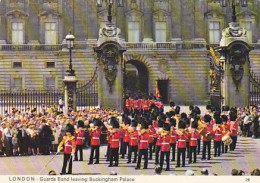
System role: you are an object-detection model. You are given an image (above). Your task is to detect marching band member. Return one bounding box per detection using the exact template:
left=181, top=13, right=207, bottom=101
left=127, top=120, right=138, bottom=164
left=169, top=118, right=177, bottom=161
left=148, top=122, right=156, bottom=160
left=159, top=123, right=171, bottom=171
left=152, top=115, right=159, bottom=152
left=135, top=122, right=149, bottom=169
left=213, top=116, right=222, bottom=157
left=109, top=117, right=120, bottom=167
left=188, top=121, right=200, bottom=164
left=74, top=120, right=85, bottom=161
left=202, top=115, right=214, bottom=160
left=228, top=110, right=239, bottom=151
left=58, top=124, right=76, bottom=175
left=88, top=119, right=102, bottom=165
left=121, top=117, right=131, bottom=159
left=155, top=120, right=163, bottom=165
left=176, top=120, right=189, bottom=167
left=221, top=115, right=229, bottom=153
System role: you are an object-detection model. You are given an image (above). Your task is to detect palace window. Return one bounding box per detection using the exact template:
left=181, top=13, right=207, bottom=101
left=155, top=22, right=167, bottom=42
left=45, top=77, right=56, bottom=90
left=13, top=78, right=23, bottom=90
left=241, top=20, right=252, bottom=43
left=12, top=22, right=24, bottom=44
left=13, top=62, right=22, bottom=68
left=128, top=21, right=140, bottom=42
left=209, top=21, right=221, bottom=44
left=45, top=22, right=57, bottom=44
left=46, top=62, right=55, bottom=68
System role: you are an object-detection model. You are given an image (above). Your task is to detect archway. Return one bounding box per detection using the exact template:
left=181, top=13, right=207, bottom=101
left=125, top=60, right=149, bottom=98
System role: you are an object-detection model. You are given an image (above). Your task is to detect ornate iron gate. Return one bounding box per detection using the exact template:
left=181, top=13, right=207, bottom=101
left=76, top=67, right=99, bottom=110
left=249, top=71, right=260, bottom=106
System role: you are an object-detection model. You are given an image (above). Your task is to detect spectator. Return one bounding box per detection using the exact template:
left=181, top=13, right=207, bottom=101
left=185, top=169, right=195, bottom=176
left=243, top=112, right=252, bottom=137
left=251, top=168, right=260, bottom=176
left=12, top=133, right=18, bottom=156
left=154, top=165, right=162, bottom=175
left=201, top=168, right=209, bottom=175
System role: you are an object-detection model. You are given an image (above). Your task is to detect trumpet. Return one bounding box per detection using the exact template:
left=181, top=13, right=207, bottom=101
left=177, top=129, right=185, bottom=136
left=160, top=129, right=169, bottom=136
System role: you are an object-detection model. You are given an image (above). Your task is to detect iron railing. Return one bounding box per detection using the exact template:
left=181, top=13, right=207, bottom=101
left=249, top=71, right=260, bottom=106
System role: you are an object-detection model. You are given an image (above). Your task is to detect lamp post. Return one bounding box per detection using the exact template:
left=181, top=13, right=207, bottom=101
left=219, top=0, right=248, bottom=22
left=65, top=33, right=75, bottom=76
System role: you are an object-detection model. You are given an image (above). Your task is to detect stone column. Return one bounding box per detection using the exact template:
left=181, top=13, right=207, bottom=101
left=28, top=0, right=40, bottom=44
left=63, top=75, right=77, bottom=115
left=0, top=0, right=6, bottom=43
left=143, top=0, right=153, bottom=42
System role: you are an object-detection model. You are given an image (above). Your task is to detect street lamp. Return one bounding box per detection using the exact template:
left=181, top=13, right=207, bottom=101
left=65, top=33, right=75, bottom=76
left=96, top=0, right=124, bottom=23
left=219, top=0, right=248, bottom=22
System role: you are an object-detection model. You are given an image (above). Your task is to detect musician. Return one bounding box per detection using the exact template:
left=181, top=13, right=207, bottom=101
left=88, top=119, right=102, bottom=165
left=109, top=118, right=120, bottom=167
left=155, top=120, right=163, bottom=165
left=152, top=115, right=159, bottom=152
left=202, top=114, right=214, bottom=160
left=121, top=117, right=131, bottom=159
left=169, top=101, right=175, bottom=112
left=188, top=121, right=200, bottom=164
left=58, top=124, right=76, bottom=175
left=160, top=123, right=171, bottom=171
left=213, top=117, right=222, bottom=157
left=221, top=115, right=229, bottom=153
left=74, top=120, right=85, bottom=161
left=169, top=118, right=177, bottom=161
left=176, top=121, right=189, bottom=168
left=228, top=111, right=239, bottom=151
left=135, top=122, right=149, bottom=169
left=105, top=126, right=112, bottom=161
left=148, top=122, right=156, bottom=160
left=127, top=120, right=138, bottom=164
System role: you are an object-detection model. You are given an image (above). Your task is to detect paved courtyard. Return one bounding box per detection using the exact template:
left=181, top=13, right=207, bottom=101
left=0, top=136, right=259, bottom=176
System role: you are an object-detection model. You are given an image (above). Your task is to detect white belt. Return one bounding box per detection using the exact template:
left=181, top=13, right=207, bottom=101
left=171, top=136, right=176, bottom=138
left=131, top=137, right=137, bottom=139
left=190, top=138, right=197, bottom=140
left=125, top=135, right=129, bottom=137
left=149, top=135, right=153, bottom=137
left=65, top=145, right=72, bottom=147
left=140, top=140, right=148, bottom=143
left=112, top=139, right=119, bottom=142
left=215, top=134, right=222, bottom=136
left=92, top=137, right=100, bottom=140
left=77, top=137, right=85, bottom=139
left=178, top=139, right=186, bottom=142
left=162, top=142, right=170, bottom=145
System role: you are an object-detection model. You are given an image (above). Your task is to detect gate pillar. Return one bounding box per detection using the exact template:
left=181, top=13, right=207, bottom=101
left=64, top=75, right=77, bottom=115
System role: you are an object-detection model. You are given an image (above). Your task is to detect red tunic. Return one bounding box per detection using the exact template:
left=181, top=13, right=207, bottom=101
left=63, top=137, right=76, bottom=154
left=90, top=129, right=101, bottom=146
left=156, top=134, right=162, bottom=146
left=189, top=128, right=200, bottom=146
left=202, top=124, right=214, bottom=141
left=75, top=129, right=85, bottom=145
left=139, top=132, right=149, bottom=149
left=125, top=99, right=131, bottom=110
left=160, top=134, right=171, bottom=152
left=228, top=121, right=238, bottom=137
left=170, top=128, right=177, bottom=144
left=142, top=100, right=150, bottom=111
left=123, top=129, right=130, bottom=142
left=177, top=131, right=188, bottom=148
left=129, top=130, right=139, bottom=146
left=148, top=128, right=156, bottom=144
left=221, top=124, right=230, bottom=137
left=214, top=126, right=223, bottom=141
left=110, top=131, right=120, bottom=148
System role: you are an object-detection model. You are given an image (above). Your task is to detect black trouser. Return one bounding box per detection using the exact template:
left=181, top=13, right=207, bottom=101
left=152, top=138, right=157, bottom=152
left=89, top=145, right=100, bottom=163
left=121, top=142, right=129, bottom=158
left=186, top=142, right=190, bottom=158
left=230, top=136, right=237, bottom=151
left=61, top=154, right=72, bottom=174
left=106, top=144, right=110, bottom=161
left=74, top=145, right=83, bottom=161
left=197, top=139, right=201, bottom=154
left=244, top=123, right=251, bottom=137
left=189, top=146, right=197, bottom=163
left=155, top=145, right=161, bottom=164
left=109, top=148, right=119, bottom=166
left=170, top=143, right=176, bottom=161
left=128, top=145, right=138, bottom=163
left=18, top=137, right=28, bottom=155
left=149, top=143, right=153, bottom=159
left=202, top=140, right=211, bottom=160
left=5, top=137, right=13, bottom=156
left=160, top=151, right=170, bottom=170
left=136, top=149, right=148, bottom=168
left=221, top=141, right=228, bottom=153
left=177, top=148, right=186, bottom=167
left=214, top=141, right=221, bottom=157
left=119, top=138, right=123, bottom=155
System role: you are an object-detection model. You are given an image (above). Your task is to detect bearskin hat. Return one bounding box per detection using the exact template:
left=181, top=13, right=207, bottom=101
left=215, top=116, right=222, bottom=124
left=169, top=118, right=176, bottom=127
left=163, top=123, right=170, bottom=131
left=142, top=121, right=149, bottom=129
left=191, top=121, right=198, bottom=129
left=181, top=112, right=188, bottom=119
left=66, top=124, right=75, bottom=135
left=175, top=106, right=180, bottom=114
left=204, top=114, right=212, bottom=123
left=111, top=117, right=119, bottom=128
left=213, top=111, right=221, bottom=119
left=124, top=117, right=131, bottom=125
left=221, top=115, right=228, bottom=122
left=170, top=101, right=175, bottom=107
left=77, top=120, right=84, bottom=128
left=189, top=105, right=194, bottom=111
left=131, top=119, right=138, bottom=127
left=178, top=120, right=186, bottom=129
left=194, top=106, right=201, bottom=115
left=93, top=118, right=102, bottom=127
left=158, top=119, right=164, bottom=128
left=230, top=107, right=237, bottom=114
left=229, top=112, right=237, bottom=121
left=222, top=105, right=230, bottom=112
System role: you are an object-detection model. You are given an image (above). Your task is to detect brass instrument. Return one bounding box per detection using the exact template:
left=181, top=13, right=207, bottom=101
left=160, top=129, right=169, bottom=136
left=198, top=120, right=214, bottom=140
left=222, top=133, right=232, bottom=146
left=139, top=129, right=149, bottom=135
left=177, top=129, right=185, bottom=136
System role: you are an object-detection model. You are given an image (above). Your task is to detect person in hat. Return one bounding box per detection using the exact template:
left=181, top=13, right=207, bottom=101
left=127, top=119, right=138, bottom=164
left=148, top=121, right=156, bottom=160
left=213, top=116, right=222, bottom=157
left=169, top=118, right=177, bottom=161
left=109, top=117, right=120, bottom=167
left=228, top=111, right=239, bottom=151
left=121, top=117, right=131, bottom=159
left=58, top=124, right=76, bottom=175
left=202, top=114, right=214, bottom=160
left=135, top=121, right=149, bottom=169
left=188, top=121, right=200, bottom=164
left=159, top=123, right=171, bottom=171
left=74, top=120, right=85, bottom=161
left=221, top=115, right=229, bottom=153
left=88, top=119, right=102, bottom=164
left=176, top=120, right=189, bottom=168
left=154, top=119, right=163, bottom=165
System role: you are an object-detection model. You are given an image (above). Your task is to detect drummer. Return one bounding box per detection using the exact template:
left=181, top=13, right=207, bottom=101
left=201, top=115, right=214, bottom=160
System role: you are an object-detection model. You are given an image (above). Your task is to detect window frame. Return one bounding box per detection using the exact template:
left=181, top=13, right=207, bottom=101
left=208, top=21, right=221, bottom=44
left=127, top=21, right=141, bottom=43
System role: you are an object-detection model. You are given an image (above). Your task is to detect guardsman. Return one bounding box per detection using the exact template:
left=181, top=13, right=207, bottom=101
left=121, top=117, right=131, bottom=159
left=74, top=120, right=85, bottom=161
left=228, top=110, right=239, bottom=151
left=221, top=115, right=229, bottom=153
left=135, top=122, right=149, bottom=169
left=169, top=118, right=177, bottom=161
left=148, top=122, right=156, bottom=160
left=202, top=115, right=214, bottom=160
left=58, top=124, right=76, bottom=175
left=213, top=116, right=222, bottom=157
left=88, top=119, right=102, bottom=164
left=109, top=117, right=120, bottom=167
left=155, top=120, right=163, bottom=165
left=188, top=121, right=200, bottom=164
left=160, top=123, right=171, bottom=171
left=142, top=98, right=150, bottom=115
left=176, top=121, right=189, bottom=168
left=127, top=120, right=138, bottom=164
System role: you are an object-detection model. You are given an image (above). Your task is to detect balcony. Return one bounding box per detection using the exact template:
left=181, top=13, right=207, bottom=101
left=0, top=44, right=62, bottom=51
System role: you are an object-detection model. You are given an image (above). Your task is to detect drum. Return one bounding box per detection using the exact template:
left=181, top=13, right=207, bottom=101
left=198, top=127, right=208, bottom=136
left=222, top=134, right=233, bottom=146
